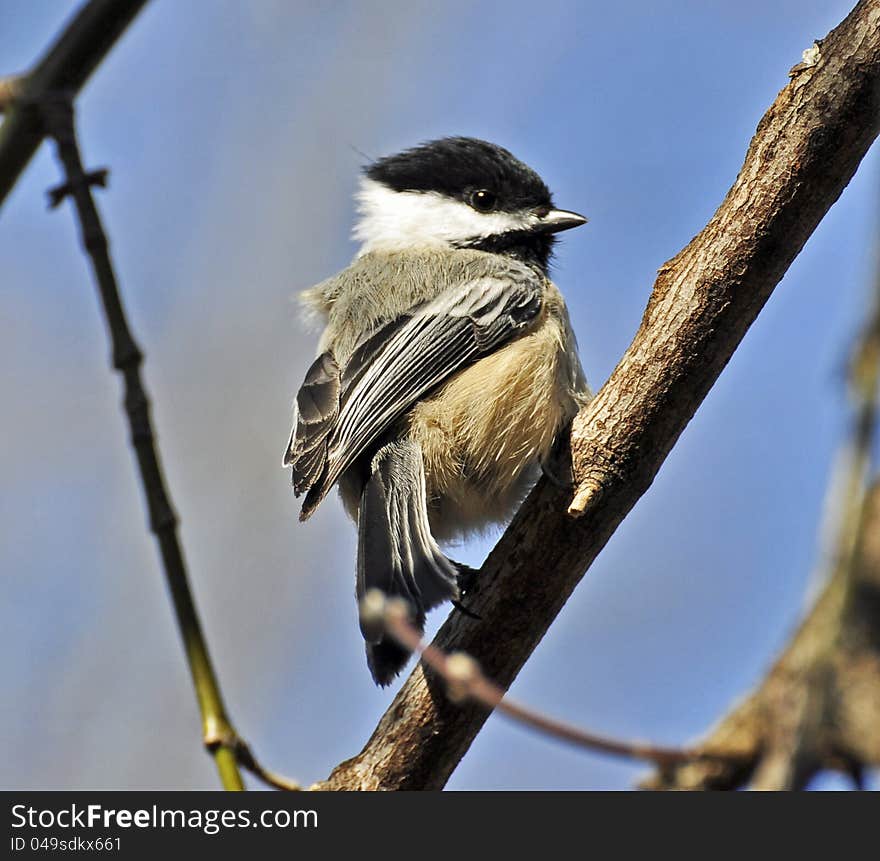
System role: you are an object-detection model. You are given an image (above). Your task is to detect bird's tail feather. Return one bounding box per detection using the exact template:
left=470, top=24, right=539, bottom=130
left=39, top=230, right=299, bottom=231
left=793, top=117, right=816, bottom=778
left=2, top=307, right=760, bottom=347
left=356, top=438, right=459, bottom=686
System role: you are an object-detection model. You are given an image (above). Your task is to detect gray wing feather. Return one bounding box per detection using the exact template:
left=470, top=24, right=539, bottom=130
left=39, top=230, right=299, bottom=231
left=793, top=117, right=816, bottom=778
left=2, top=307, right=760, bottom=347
left=284, top=352, right=341, bottom=495
left=357, top=439, right=459, bottom=686
left=292, top=275, right=542, bottom=520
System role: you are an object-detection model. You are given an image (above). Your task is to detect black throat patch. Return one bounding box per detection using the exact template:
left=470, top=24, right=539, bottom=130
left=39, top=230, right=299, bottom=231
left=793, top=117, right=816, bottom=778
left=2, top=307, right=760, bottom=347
left=454, top=230, right=556, bottom=271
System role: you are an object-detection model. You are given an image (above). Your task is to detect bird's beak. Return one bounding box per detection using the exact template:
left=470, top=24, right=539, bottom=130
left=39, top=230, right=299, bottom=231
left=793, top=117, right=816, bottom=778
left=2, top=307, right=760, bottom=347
left=535, top=208, right=588, bottom=234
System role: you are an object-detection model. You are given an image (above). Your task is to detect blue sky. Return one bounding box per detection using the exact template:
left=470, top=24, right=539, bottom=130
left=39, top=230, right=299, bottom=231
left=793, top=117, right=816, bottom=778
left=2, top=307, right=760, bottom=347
left=1, top=0, right=877, bottom=790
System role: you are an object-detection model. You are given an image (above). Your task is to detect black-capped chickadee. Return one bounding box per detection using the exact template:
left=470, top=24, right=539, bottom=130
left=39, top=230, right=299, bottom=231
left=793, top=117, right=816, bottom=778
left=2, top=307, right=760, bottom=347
left=284, top=137, right=590, bottom=685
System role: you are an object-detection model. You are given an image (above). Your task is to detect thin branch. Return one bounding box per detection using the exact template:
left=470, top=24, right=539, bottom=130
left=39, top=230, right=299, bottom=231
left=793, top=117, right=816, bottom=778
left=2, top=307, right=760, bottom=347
left=2, top=0, right=304, bottom=793
left=362, top=592, right=737, bottom=772
left=317, top=0, right=880, bottom=791
left=0, top=0, right=149, bottom=208
left=233, top=739, right=302, bottom=792
left=40, top=95, right=247, bottom=791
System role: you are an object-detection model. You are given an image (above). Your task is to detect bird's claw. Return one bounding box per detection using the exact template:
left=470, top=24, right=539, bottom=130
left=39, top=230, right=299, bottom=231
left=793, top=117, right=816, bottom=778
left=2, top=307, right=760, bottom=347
left=452, top=599, right=482, bottom=620
left=454, top=562, right=479, bottom=596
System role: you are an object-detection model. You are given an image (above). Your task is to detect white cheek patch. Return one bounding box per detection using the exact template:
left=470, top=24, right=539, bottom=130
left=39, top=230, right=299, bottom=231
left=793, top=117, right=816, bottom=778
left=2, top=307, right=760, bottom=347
left=353, top=178, right=532, bottom=256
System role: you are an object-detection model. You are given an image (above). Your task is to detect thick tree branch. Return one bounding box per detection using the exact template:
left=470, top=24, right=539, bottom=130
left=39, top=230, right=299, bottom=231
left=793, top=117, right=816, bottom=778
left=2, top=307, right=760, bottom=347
left=317, top=0, right=880, bottom=790
left=0, top=0, right=149, bottom=207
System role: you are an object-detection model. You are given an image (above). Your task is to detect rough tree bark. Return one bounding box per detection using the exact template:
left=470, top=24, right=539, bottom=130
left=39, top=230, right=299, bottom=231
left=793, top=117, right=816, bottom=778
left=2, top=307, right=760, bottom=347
left=317, top=0, right=880, bottom=790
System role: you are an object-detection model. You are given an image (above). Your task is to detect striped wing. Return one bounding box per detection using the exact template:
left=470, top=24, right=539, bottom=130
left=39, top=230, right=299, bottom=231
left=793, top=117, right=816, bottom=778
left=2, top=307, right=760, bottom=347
left=285, top=274, right=543, bottom=520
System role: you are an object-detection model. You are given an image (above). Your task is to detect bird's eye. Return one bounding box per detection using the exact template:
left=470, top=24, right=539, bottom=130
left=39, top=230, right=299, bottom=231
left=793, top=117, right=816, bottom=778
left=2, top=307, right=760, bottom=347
left=469, top=189, right=497, bottom=212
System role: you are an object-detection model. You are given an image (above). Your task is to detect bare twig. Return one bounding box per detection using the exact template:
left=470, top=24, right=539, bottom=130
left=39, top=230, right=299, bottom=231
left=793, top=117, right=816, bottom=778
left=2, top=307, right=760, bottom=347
left=0, top=0, right=149, bottom=208
left=361, top=591, right=738, bottom=772
left=1, top=0, right=305, bottom=793
left=318, top=0, right=880, bottom=791
left=40, top=95, right=248, bottom=791
left=233, top=739, right=302, bottom=792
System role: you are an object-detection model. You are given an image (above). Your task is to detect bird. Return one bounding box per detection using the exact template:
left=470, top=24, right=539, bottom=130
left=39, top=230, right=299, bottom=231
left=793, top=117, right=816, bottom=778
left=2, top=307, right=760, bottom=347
left=284, top=136, right=590, bottom=685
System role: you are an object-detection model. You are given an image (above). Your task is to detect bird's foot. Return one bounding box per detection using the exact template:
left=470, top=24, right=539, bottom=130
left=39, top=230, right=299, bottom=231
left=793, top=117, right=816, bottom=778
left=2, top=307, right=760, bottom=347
left=540, top=457, right=571, bottom=489
left=451, top=562, right=482, bottom=619
left=453, top=562, right=479, bottom=596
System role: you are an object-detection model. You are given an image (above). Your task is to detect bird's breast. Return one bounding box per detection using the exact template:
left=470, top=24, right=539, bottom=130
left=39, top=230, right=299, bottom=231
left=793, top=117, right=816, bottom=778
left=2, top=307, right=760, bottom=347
left=409, top=295, right=581, bottom=541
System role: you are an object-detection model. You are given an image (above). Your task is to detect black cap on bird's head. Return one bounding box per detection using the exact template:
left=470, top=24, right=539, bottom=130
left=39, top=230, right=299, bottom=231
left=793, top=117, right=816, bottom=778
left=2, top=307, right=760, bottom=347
left=355, top=136, right=586, bottom=271
left=367, top=137, right=554, bottom=213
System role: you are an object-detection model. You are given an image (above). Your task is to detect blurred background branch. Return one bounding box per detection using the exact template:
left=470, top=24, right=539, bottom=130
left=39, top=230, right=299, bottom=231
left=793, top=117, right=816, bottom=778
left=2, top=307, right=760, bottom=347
left=643, top=214, right=880, bottom=791
left=319, top=0, right=880, bottom=790
left=0, top=0, right=148, bottom=205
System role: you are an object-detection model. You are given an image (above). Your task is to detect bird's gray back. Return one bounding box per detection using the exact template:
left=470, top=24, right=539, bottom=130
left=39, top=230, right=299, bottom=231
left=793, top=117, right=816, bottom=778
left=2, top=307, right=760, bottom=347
left=304, top=249, right=544, bottom=363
